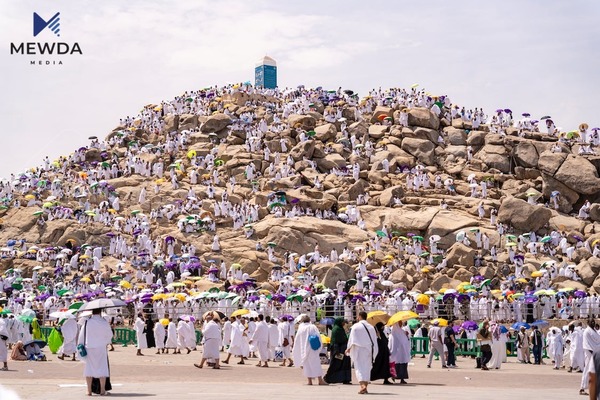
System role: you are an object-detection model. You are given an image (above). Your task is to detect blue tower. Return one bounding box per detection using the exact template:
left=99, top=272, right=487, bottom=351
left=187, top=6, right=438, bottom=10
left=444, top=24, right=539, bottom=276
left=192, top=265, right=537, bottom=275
left=255, top=55, right=277, bottom=89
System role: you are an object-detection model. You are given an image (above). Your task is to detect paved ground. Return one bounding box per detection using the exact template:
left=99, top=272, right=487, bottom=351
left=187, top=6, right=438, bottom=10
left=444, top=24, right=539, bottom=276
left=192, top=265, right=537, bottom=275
left=0, top=346, right=583, bottom=400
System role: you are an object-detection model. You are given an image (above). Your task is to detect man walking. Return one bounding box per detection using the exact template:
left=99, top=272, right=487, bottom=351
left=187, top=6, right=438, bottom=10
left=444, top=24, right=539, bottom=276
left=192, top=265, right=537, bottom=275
left=347, top=311, right=378, bottom=394
left=427, top=320, right=447, bottom=368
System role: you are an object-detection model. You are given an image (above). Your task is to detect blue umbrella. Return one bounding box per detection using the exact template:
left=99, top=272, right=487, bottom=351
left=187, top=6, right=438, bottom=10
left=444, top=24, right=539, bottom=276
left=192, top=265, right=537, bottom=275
left=320, top=317, right=335, bottom=326
left=500, top=325, right=509, bottom=334
left=512, top=322, right=531, bottom=330
left=531, top=320, right=549, bottom=328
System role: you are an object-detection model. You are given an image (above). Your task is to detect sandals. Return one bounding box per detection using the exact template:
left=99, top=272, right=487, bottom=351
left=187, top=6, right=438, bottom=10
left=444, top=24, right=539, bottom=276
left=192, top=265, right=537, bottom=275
left=358, top=388, right=368, bottom=394
left=194, top=364, right=203, bottom=369
left=580, top=389, right=589, bottom=396
left=0, top=367, right=8, bottom=371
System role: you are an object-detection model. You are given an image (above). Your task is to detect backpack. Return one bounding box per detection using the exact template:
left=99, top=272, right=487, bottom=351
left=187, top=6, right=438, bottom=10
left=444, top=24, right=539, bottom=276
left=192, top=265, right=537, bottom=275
left=308, top=334, right=321, bottom=351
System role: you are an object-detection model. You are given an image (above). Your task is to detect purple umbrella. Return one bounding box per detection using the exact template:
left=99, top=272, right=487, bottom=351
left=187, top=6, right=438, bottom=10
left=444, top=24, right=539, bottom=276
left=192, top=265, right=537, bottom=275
left=443, top=293, right=456, bottom=302
left=504, top=109, right=512, bottom=113
left=524, top=295, right=538, bottom=304
left=574, top=290, right=587, bottom=298
left=370, top=291, right=381, bottom=297
left=452, top=326, right=461, bottom=334
left=461, top=320, right=478, bottom=331
left=272, top=294, right=286, bottom=302
left=248, top=295, right=259, bottom=302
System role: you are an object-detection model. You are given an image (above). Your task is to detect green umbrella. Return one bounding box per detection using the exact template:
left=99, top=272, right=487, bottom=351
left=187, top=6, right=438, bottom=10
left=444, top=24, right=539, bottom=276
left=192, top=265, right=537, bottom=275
left=0, top=309, right=12, bottom=315
left=420, top=252, right=430, bottom=258
left=413, top=236, right=424, bottom=242
left=214, top=159, right=224, bottom=166
left=268, top=202, right=283, bottom=208
left=68, top=302, right=84, bottom=310
left=111, top=275, right=122, bottom=281
left=37, top=285, right=46, bottom=291
left=11, top=283, right=23, bottom=290
left=540, top=236, right=552, bottom=243
left=186, top=97, right=194, bottom=102
left=131, top=210, right=142, bottom=215
left=407, top=318, right=420, bottom=329
left=481, top=279, right=492, bottom=286
left=376, top=230, right=387, bottom=237
left=17, top=315, right=34, bottom=323
left=286, top=294, right=303, bottom=302
left=17, top=315, right=35, bottom=324
left=307, top=130, right=316, bottom=137
left=267, top=242, right=277, bottom=247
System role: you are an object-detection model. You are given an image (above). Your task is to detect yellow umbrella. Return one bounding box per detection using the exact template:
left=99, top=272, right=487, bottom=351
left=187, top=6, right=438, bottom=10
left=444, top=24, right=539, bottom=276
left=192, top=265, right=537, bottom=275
left=321, top=334, right=331, bottom=344
left=516, top=278, right=528, bottom=283
left=159, top=318, right=169, bottom=326
left=387, top=310, right=419, bottom=326
left=119, top=280, right=132, bottom=289
left=531, top=271, right=544, bottom=278
left=431, top=318, right=448, bottom=327
left=421, top=267, right=431, bottom=273
left=366, top=250, right=376, bottom=257
left=231, top=263, right=242, bottom=269
left=231, top=309, right=250, bottom=318
left=384, top=254, right=395, bottom=260
left=24, top=194, right=35, bottom=200
left=187, top=150, right=197, bottom=159
left=80, top=277, right=91, bottom=283
left=367, top=310, right=390, bottom=326
left=416, top=294, right=430, bottom=305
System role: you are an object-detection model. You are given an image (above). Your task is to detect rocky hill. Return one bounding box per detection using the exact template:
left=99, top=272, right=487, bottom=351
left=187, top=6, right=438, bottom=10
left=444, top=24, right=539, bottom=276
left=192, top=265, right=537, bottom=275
left=1, top=86, right=599, bottom=294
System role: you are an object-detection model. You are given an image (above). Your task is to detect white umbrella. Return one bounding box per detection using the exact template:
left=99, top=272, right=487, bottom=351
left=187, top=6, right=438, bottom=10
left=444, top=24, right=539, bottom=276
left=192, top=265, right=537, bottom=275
left=467, top=173, right=476, bottom=181
left=78, top=298, right=126, bottom=312
left=456, top=231, right=466, bottom=242
left=444, top=179, right=453, bottom=185
left=32, top=266, right=43, bottom=271
left=49, top=311, right=75, bottom=320
left=430, top=235, right=441, bottom=242
left=380, top=280, right=394, bottom=287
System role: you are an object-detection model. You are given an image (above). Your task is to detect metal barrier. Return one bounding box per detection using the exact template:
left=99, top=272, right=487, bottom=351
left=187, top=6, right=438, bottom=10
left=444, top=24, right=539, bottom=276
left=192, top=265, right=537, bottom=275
left=39, top=326, right=53, bottom=341
left=113, top=328, right=135, bottom=346
left=455, top=338, right=479, bottom=357
left=111, top=328, right=203, bottom=346
left=411, top=337, right=547, bottom=359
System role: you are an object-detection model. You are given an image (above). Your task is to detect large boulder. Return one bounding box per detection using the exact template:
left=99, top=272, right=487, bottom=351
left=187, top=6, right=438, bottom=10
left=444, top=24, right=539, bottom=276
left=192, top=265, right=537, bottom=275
left=178, top=114, right=199, bottom=131
left=290, top=140, right=315, bottom=161
left=200, top=113, right=232, bottom=133
left=497, top=196, right=552, bottom=231
left=163, top=114, right=179, bottom=133
left=537, top=151, right=567, bottom=175
left=445, top=242, right=477, bottom=268
left=288, top=114, right=316, bottom=130
left=514, top=141, right=539, bottom=168
left=430, top=275, right=462, bottom=292
left=475, top=145, right=511, bottom=173
left=401, top=138, right=435, bottom=165
left=444, top=127, right=467, bottom=146
left=378, top=185, right=405, bottom=207
left=371, top=106, right=393, bottom=123
left=407, top=107, right=440, bottom=130
left=314, top=123, right=337, bottom=142
left=554, top=155, right=600, bottom=195
left=368, top=124, right=389, bottom=139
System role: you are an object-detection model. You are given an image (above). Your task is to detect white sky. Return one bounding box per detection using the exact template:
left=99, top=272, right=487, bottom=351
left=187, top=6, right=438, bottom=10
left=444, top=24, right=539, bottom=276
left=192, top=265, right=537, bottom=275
left=1, top=0, right=599, bottom=179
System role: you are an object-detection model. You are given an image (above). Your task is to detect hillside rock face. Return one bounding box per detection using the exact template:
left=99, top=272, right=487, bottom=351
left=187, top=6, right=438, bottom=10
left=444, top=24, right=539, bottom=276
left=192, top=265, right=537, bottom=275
left=1, top=84, right=600, bottom=295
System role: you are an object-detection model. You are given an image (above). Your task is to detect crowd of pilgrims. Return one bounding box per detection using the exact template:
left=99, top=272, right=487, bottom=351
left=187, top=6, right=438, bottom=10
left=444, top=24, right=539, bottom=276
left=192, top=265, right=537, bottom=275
left=0, top=83, right=598, bottom=324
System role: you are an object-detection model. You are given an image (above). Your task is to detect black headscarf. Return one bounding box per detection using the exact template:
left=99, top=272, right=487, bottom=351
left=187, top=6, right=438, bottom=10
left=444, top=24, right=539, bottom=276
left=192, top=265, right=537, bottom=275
left=330, top=317, right=348, bottom=345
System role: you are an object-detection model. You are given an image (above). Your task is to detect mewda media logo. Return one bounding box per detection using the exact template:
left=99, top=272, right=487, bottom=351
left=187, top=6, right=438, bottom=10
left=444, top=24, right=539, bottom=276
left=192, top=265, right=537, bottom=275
left=33, top=12, right=61, bottom=37
left=10, top=11, right=83, bottom=66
